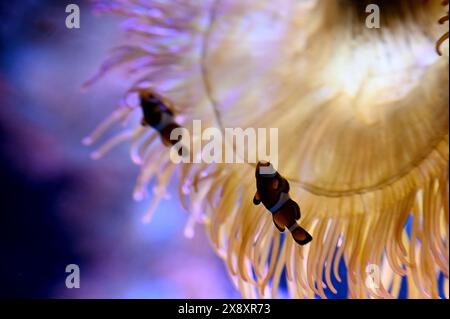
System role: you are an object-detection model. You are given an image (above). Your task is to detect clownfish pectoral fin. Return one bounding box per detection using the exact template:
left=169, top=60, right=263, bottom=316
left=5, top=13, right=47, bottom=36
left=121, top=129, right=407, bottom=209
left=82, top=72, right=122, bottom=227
left=294, top=204, right=301, bottom=220
left=283, top=179, right=290, bottom=193
left=272, top=178, right=279, bottom=190
left=253, top=191, right=261, bottom=205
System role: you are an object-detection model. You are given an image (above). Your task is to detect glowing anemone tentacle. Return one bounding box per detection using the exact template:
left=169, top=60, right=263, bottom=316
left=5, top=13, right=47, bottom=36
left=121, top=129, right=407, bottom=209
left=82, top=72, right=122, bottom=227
left=436, top=0, right=449, bottom=55
left=85, top=0, right=449, bottom=298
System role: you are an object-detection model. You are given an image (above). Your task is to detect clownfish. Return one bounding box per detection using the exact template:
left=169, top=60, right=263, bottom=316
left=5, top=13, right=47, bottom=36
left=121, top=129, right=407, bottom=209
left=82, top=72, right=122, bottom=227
left=253, top=161, right=312, bottom=246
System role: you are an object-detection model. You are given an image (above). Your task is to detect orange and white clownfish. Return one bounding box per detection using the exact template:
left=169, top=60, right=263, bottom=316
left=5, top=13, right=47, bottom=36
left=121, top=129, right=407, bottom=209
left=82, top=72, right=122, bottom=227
left=138, top=89, right=188, bottom=157
left=253, top=161, right=312, bottom=246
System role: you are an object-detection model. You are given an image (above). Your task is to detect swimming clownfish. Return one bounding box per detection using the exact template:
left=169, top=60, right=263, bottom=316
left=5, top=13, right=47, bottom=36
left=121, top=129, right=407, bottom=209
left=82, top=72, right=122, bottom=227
left=253, top=161, right=312, bottom=246
left=138, top=89, right=188, bottom=157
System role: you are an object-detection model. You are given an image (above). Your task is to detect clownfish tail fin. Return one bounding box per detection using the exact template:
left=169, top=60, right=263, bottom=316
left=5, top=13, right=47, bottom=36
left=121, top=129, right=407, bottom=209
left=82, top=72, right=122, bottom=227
left=290, top=224, right=312, bottom=246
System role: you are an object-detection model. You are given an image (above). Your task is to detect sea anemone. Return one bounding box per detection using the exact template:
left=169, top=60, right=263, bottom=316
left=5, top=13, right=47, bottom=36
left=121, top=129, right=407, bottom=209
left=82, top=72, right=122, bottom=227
left=84, top=0, right=449, bottom=298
